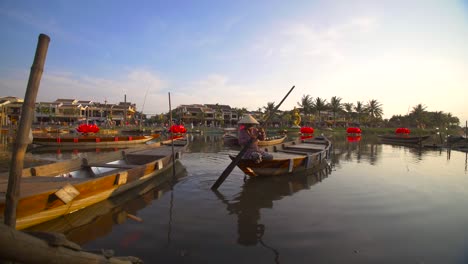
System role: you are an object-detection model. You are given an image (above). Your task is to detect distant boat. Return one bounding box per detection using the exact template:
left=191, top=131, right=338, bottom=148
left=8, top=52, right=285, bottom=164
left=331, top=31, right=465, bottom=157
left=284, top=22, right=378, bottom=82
left=222, top=128, right=287, bottom=146
left=32, top=134, right=156, bottom=147
left=377, top=135, right=430, bottom=144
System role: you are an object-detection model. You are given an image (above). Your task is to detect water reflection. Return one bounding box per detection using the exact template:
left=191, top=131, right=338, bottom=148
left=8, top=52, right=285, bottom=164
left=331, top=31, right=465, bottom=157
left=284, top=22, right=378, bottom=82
left=214, top=166, right=332, bottom=262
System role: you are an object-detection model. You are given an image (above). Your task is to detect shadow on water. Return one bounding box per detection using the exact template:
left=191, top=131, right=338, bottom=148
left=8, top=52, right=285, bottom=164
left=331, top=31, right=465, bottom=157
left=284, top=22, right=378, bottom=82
left=214, top=166, right=333, bottom=264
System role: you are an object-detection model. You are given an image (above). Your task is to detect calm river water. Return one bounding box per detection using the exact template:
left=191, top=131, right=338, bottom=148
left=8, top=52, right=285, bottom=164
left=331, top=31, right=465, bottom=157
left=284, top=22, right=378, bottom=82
left=3, top=133, right=468, bottom=263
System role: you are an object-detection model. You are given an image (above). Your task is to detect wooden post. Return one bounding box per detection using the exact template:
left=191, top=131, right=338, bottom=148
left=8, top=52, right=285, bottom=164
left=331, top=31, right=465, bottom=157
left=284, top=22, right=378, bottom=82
left=4, top=34, right=50, bottom=228
left=168, top=92, right=176, bottom=180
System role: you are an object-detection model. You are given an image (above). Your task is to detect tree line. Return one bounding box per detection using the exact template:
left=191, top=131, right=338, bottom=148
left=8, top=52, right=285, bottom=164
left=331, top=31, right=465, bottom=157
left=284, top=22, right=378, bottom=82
left=146, top=95, right=460, bottom=129
left=254, top=95, right=460, bottom=129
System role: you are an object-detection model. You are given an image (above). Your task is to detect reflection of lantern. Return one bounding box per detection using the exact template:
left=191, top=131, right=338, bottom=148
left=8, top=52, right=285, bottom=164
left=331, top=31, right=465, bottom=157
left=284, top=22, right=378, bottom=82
left=300, top=126, right=314, bottom=134
left=346, top=127, right=361, bottom=134
left=347, top=136, right=361, bottom=142
left=300, top=135, right=314, bottom=140
left=395, top=127, right=410, bottom=135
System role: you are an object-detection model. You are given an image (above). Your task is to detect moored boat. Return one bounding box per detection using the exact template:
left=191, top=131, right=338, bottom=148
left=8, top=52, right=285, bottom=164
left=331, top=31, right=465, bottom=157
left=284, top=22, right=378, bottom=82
left=258, top=135, right=288, bottom=146
left=230, top=136, right=332, bottom=177
left=0, top=138, right=187, bottom=230
left=32, top=134, right=156, bottom=147
left=377, top=134, right=430, bottom=144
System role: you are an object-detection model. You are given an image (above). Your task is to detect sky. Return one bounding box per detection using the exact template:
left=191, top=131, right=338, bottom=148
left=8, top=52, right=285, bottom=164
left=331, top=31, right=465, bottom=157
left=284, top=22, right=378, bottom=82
left=0, top=0, right=467, bottom=122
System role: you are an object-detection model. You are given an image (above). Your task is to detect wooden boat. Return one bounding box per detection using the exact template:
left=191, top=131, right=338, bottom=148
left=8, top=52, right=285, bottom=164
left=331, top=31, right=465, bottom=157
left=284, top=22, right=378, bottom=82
left=377, top=134, right=430, bottom=144
left=230, top=136, right=332, bottom=177
left=32, top=134, right=158, bottom=147
left=0, top=138, right=187, bottom=230
left=25, top=161, right=187, bottom=245
left=258, top=135, right=287, bottom=146
left=222, top=128, right=287, bottom=147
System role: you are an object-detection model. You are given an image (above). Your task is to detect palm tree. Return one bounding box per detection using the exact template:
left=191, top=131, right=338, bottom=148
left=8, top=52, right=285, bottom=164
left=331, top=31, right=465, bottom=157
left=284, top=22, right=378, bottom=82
left=234, top=107, right=248, bottom=123
left=263, top=102, right=276, bottom=127
left=214, top=103, right=223, bottom=127
left=343, top=102, right=354, bottom=123
left=329, top=96, right=343, bottom=126
left=280, top=111, right=292, bottom=127
left=297, top=95, right=313, bottom=125
left=196, top=111, right=205, bottom=127
left=354, top=101, right=364, bottom=125
left=312, top=97, right=328, bottom=125
left=365, top=99, right=383, bottom=127
left=410, top=104, right=427, bottom=128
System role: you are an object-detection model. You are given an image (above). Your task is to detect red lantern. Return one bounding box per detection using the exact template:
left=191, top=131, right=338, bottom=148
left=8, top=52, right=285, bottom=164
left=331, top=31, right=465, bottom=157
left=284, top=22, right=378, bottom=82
left=347, top=127, right=361, bottom=134
left=76, top=124, right=100, bottom=134
left=300, top=126, right=314, bottom=134
left=169, top=124, right=187, bottom=134
left=395, top=127, right=410, bottom=134
left=300, top=135, right=314, bottom=140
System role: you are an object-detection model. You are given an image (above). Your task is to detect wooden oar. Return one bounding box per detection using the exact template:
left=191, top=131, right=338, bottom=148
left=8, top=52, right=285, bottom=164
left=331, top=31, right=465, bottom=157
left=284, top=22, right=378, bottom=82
left=211, top=85, right=295, bottom=190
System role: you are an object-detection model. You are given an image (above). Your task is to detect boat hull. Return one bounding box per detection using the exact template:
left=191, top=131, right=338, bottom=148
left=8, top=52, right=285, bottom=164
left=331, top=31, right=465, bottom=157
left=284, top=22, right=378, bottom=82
left=231, top=137, right=332, bottom=177
left=0, top=139, right=187, bottom=230
left=32, top=135, right=154, bottom=147
left=378, top=135, right=430, bottom=144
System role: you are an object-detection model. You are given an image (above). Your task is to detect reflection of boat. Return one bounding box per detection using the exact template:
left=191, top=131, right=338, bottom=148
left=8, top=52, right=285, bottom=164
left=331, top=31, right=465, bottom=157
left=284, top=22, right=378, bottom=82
left=32, top=134, right=157, bottom=147
left=25, top=163, right=187, bottom=245
left=0, top=139, right=187, bottom=229
left=231, top=136, right=332, bottom=177
left=378, top=135, right=430, bottom=144
left=215, top=166, right=331, bottom=248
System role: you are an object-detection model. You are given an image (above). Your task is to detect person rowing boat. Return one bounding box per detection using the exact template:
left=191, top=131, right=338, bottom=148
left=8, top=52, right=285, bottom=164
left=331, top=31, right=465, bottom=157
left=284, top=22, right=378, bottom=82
left=237, top=114, right=273, bottom=163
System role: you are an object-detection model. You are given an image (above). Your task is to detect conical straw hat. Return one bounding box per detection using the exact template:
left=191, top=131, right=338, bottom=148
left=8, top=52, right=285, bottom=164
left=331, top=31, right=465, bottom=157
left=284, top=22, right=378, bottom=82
left=238, top=114, right=259, bottom=124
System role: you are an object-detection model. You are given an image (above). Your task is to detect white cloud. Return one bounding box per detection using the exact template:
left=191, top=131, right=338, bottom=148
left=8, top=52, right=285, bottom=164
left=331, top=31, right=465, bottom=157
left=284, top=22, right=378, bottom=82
left=252, top=16, right=378, bottom=63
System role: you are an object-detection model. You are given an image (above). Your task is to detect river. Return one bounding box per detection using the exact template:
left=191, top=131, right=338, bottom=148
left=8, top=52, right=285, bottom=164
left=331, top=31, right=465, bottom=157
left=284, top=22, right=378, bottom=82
left=3, top=133, right=468, bottom=263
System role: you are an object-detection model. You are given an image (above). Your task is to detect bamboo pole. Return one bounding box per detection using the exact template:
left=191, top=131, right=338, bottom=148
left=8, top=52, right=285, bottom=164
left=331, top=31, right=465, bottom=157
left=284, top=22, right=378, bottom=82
left=4, top=34, right=50, bottom=228
left=168, top=92, right=176, bottom=180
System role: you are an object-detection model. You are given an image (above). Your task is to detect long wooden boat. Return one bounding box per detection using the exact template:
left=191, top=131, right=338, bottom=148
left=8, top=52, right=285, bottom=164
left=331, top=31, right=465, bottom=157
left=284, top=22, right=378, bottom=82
left=32, top=134, right=158, bottom=147
left=230, top=136, right=332, bottom=177
left=377, top=135, right=430, bottom=144
left=25, top=161, right=187, bottom=245
left=0, top=138, right=187, bottom=230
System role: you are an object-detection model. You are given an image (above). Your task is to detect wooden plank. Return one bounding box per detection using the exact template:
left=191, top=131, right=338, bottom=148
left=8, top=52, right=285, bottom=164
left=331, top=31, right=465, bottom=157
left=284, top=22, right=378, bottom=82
left=55, top=184, right=80, bottom=204
left=84, top=163, right=139, bottom=169
left=276, top=150, right=310, bottom=156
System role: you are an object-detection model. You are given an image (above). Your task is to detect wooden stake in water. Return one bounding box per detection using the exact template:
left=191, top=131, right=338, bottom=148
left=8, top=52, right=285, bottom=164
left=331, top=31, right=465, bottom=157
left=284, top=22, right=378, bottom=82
left=168, top=92, right=176, bottom=180
left=4, top=34, right=50, bottom=228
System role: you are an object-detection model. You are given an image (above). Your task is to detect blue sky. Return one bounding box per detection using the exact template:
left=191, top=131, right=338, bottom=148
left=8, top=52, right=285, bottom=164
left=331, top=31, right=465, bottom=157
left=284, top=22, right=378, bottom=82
left=1, top=0, right=467, bottom=122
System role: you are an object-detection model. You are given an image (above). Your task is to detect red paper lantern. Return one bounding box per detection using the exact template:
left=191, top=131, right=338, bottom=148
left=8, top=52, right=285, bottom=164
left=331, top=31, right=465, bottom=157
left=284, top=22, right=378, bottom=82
left=346, top=127, right=361, bottom=134
left=300, top=126, right=314, bottom=134
left=395, top=127, right=410, bottom=134
left=169, top=125, right=187, bottom=134
left=76, top=124, right=100, bottom=134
